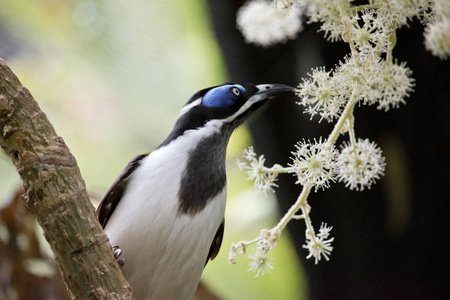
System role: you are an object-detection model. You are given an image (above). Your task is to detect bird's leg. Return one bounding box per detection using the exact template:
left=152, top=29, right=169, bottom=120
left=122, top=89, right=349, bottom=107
left=112, top=245, right=126, bottom=267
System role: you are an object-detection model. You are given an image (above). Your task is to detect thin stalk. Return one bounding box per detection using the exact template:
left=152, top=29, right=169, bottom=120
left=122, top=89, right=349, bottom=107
left=347, top=114, right=358, bottom=149
left=273, top=184, right=312, bottom=232
left=327, top=85, right=359, bottom=146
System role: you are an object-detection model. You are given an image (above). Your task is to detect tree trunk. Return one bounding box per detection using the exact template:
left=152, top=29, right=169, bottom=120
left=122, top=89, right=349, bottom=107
left=0, top=59, right=132, bottom=299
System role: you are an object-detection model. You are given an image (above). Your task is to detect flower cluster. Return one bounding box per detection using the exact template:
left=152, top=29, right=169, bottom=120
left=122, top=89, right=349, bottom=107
left=239, top=138, right=386, bottom=194
left=423, top=0, right=450, bottom=60
left=290, top=138, right=337, bottom=191
left=232, top=0, right=445, bottom=277
left=346, top=10, right=391, bottom=53
left=298, top=53, right=414, bottom=120
left=424, top=19, right=450, bottom=60
left=237, top=0, right=448, bottom=57
left=247, top=248, right=274, bottom=277
left=297, top=67, right=344, bottom=122
left=381, top=0, right=433, bottom=27
left=237, top=147, right=282, bottom=194
left=301, top=7, right=416, bottom=111
left=236, top=0, right=303, bottom=47
left=247, top=229, right=280, bottom=277
left=234, top=137, right=385, bottom=271
left=337, top=139, right=386, bottom=191
left=303, top=0, right=347, bottom=42
left=303, top=223, right=334, bottom=264
left=229, top=229, right=280, bottom=278
left=377, top=61, right=415, bottom=111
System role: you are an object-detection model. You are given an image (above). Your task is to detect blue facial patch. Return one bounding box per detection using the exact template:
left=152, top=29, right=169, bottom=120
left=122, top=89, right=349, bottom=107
left=202, top=84, right=246, bottom=107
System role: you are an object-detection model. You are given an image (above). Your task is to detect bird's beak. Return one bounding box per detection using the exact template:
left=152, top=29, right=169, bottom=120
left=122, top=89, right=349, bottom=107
left=250, top=84, right=295, bottom=104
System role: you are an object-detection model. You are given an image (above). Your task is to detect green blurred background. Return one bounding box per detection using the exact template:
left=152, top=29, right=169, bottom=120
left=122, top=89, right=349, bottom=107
left=0, top=1, right=305, bottom=299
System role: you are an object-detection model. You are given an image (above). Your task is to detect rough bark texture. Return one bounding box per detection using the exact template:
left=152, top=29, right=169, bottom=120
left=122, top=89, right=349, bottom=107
left=0, top=59, right=133, bottom=299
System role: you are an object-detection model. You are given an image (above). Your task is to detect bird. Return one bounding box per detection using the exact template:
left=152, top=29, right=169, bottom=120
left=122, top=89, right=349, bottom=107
left=96, top=83, right=294, bottom=300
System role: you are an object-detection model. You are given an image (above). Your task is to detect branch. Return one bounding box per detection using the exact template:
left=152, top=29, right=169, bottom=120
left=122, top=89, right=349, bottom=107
left=0, top=59, right=133, bottom=299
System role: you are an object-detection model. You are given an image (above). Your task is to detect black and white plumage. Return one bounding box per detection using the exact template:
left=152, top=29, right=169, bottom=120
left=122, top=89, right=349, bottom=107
left=97, top=83, right=294, bottom=300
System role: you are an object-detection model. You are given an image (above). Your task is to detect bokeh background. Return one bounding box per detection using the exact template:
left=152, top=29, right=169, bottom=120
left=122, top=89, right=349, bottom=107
left=1, top=1, right=450, bottom=300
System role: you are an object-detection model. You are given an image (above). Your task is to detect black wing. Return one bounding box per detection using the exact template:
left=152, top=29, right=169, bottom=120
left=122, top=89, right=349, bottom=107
left=97, top=154, right=148, bottom=228
left=205, top=219, right=224, bottom=266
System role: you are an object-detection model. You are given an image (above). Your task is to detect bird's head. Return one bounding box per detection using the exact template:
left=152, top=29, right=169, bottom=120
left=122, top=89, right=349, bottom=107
left=181, top=83, right=294, bottom=126
left=160, top=83, right=294, bottom=147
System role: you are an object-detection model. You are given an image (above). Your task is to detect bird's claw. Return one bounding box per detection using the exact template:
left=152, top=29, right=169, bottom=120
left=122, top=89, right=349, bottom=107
left=112, top=246, right=126, bottom=268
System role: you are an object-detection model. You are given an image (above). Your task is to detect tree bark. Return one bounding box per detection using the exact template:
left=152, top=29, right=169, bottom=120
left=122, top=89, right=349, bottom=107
left=0, top=59, right=132, bottom=299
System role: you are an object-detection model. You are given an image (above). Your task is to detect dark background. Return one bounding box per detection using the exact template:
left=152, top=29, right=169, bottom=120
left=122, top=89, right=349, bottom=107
left=208, top=1, right=450, bottom=299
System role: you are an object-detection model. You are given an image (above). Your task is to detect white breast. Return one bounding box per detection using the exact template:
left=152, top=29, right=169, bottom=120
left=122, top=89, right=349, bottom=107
left=104, top=121, right=227, bottom=300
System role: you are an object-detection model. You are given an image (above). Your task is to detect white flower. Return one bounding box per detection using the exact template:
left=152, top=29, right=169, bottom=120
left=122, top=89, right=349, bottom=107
left=237, top=0, right=303, bottom=47
left=247, top=155, right=278, bottom=194
left=303, top=0, right=347, bottom=41
left=346, top=10, right=391, bottom=53
left=303, top=225, right=334, bottom=264
left=243, top=146, right=257, bottom=160
left=248, top=247, right=274, bottom=277
left=377, top=60, right=415, bottom=111
left=297, top=67, right=345, bottom=122
left=337, top=139, right=386, bottom=191
left=434, top=0, right=450, bottom=19
left=290, top=138, right=337, bottom=191
left=236, top=159, right=247, bottom=171
left=230, top=229, right=280, bottom=273
left=273, top=0, right=296, bottom=9
left=247, top=232, right=278, bottom=277
left=424, top=18, right=450, bottom=60
left=317, top=222, right=332, bottom=240
left=376, top=0, right=431, bottom=27
left=238, top=147, right=279, bottom=194
left=335, top=53, right=384, bottom=105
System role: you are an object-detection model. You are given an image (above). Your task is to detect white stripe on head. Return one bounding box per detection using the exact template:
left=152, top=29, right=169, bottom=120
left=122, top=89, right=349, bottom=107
left=180, top=91, right=255, bottom=123
left=224, top=100, right=253, bottom=123
left=180, top=98, right=202, bottom=115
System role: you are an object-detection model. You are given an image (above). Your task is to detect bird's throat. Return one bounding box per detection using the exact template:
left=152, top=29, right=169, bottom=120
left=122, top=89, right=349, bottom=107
left=177, top=129, right=230, bottom=216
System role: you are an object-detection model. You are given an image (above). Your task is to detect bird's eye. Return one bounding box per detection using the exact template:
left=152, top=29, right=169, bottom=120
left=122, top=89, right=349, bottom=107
left=231, top=87, right=240, bottom=96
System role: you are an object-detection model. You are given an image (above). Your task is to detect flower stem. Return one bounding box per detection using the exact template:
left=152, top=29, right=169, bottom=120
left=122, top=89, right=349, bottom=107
left=327, top=85, right=359, bottom=146
left=347, top=114, right=357, bottom=149
left=274, top=184, right=312, bottom=232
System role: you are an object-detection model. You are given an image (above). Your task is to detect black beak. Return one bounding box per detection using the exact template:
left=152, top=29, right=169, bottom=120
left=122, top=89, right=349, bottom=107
left=250, top=84, right=295, bottom=104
